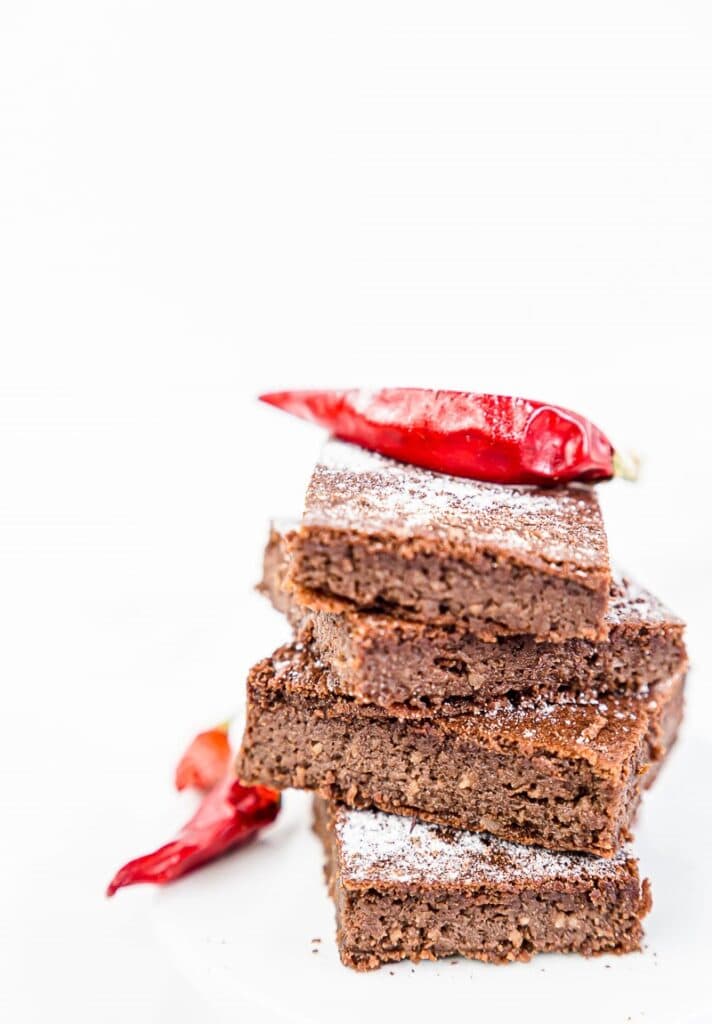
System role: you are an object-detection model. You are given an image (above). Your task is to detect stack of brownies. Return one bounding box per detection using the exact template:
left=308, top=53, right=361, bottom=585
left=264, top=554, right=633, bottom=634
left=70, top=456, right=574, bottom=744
left=237, top=439, right=687, bottom=969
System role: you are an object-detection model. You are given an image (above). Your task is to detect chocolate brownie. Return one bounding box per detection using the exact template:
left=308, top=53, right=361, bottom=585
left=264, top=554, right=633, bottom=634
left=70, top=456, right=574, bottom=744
left=314, top=797, right=651, bottom=970
left=236, top=642, right=686, bottom=856
left=284, top=440, right=611, bottom=641
left=260, top=520, right=303, bottom=625
left=263, top=524, right=686, bottom=713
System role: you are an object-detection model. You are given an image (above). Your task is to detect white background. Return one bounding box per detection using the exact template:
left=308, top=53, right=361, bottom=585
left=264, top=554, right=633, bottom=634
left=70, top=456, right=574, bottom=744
left=1, top=2, right=711, bottom=1022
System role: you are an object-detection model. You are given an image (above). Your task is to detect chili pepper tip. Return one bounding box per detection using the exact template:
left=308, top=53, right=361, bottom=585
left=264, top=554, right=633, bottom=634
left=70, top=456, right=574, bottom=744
left=175, top=726, right=233, bottom=793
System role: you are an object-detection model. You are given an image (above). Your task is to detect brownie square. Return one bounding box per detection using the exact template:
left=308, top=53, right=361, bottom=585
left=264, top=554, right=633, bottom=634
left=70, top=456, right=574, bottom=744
left=283, top=440, right=611, bottom=642
left=263, top=523, right=686, bottom=712
left=314, top=797, right=651, bottom=970
left=236, top=642, right=686, bottom=856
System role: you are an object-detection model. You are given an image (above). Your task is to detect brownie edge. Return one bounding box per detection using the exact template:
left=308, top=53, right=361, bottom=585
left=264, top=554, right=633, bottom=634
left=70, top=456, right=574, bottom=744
left=314, top=798, right=652, bottom=970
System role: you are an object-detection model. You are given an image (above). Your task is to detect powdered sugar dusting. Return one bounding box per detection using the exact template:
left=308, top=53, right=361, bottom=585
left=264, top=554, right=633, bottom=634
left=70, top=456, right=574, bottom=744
left=335, top=805, right=630, bottom=886
left=319, top=441, right=385, bottom=474
left=270, top=516, right=300, bottom=537
left=305, top=439, right=608, bottom=570
left=607, top=570, right=682, bottom=626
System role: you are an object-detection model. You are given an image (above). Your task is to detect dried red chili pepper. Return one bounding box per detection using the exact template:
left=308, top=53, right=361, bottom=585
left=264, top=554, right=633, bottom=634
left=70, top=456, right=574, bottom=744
left=175, top=723, right=232, bottom=792
left=260, top=388, right=638, bottom=485
left=106, top=775, right=280, bottom=896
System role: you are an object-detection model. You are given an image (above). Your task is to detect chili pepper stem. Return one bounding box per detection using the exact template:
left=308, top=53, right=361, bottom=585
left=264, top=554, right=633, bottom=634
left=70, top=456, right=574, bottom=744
left=612, top=449, right=641, bottom=482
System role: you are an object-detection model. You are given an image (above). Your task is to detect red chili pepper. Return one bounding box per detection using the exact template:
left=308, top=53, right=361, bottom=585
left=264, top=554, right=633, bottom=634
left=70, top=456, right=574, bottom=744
left=175, top=723, right=232, bottom=792
left=106, top=776, right=280, bottom=896
left=260, top=388, right=638, bottom=485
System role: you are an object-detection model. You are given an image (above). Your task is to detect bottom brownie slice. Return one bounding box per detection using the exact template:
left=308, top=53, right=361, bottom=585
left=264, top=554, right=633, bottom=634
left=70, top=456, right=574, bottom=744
left=314, top=797, right=652, bottom=970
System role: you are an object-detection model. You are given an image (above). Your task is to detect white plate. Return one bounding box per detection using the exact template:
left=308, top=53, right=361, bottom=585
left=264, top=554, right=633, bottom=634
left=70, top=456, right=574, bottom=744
left=151, top=735, right=711, bottom=1024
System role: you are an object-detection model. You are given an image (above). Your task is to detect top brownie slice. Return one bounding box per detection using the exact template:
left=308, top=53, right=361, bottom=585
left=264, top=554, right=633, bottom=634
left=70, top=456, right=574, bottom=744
left=285, top=440, right=611, bottom=641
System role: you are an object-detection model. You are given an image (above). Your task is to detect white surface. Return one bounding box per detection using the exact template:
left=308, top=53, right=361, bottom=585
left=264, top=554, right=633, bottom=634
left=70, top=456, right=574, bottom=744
left=1, top=2, right=711, bottom=1022
left=152, top=760, right=712, bottom=1024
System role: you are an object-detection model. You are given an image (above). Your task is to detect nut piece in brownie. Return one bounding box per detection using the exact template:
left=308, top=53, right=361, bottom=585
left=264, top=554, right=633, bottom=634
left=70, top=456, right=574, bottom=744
left=263, top=524, right=686, bottom=713
left=284, top=440, right=611, bottom=642
left=314, top=797, right=651, bottom=970
left=236, top=642, right=686, bottom=856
